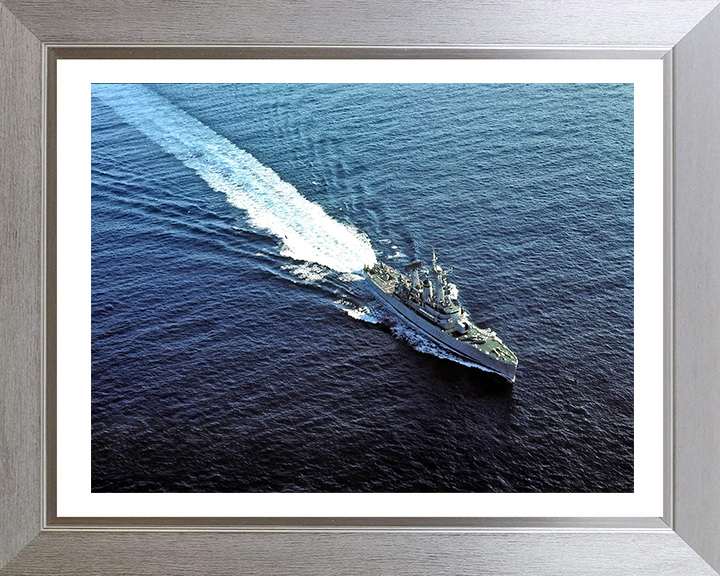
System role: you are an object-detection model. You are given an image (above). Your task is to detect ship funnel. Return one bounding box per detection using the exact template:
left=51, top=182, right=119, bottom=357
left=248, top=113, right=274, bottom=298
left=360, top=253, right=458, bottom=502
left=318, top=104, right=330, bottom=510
left=404, top=260, right=423, bottom=271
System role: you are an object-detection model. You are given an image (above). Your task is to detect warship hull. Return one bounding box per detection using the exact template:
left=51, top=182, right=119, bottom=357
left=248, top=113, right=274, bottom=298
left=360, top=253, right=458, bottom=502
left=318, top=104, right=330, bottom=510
left=364, top=267, right=517, bottom=382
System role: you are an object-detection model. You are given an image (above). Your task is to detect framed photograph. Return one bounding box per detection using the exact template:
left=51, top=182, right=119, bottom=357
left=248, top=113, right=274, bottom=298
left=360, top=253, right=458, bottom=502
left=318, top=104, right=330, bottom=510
left=2, top=1, right=720, bottom=575
left=55, top=59, right=663, bottom=521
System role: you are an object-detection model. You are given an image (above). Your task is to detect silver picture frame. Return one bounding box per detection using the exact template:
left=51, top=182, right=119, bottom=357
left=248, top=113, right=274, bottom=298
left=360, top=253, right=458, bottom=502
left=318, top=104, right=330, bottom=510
left=2, top=1, right=720, bottom=574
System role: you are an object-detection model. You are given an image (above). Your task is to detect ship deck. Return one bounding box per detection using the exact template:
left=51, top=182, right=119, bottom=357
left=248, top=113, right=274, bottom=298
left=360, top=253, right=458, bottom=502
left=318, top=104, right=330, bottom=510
left=365, top=265, right=517, bottom=367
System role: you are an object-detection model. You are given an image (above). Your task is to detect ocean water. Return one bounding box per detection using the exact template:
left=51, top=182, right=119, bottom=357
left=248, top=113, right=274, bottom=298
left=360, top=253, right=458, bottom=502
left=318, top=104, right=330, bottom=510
left=91, top=82, right=634, bottom=493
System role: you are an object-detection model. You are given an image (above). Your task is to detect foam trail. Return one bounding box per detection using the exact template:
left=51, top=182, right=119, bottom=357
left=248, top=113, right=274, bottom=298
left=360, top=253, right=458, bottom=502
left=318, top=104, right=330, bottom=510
left=94, top=84, right=377, bottom=274
left=333, top=299, right=381, bottom=324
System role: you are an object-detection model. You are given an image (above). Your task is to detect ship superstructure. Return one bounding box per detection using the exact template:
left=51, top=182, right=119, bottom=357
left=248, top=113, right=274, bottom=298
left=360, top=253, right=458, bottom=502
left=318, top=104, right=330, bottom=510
left=364, top=252, right=518, bottom=381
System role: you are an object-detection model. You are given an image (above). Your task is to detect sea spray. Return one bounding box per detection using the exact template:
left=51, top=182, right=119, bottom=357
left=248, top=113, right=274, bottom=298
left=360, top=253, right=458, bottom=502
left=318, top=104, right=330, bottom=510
left=93, top=84, right=377, bottom=274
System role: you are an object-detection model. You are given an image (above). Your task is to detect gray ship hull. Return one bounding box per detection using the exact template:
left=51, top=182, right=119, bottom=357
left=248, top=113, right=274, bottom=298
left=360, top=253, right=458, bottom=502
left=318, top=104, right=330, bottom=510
left=364, top=271, right=517, bottom=382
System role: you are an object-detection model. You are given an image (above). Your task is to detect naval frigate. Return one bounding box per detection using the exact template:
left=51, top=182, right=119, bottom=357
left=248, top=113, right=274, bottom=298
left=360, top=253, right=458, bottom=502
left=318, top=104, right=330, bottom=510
left=364, top=252, right=518, bottom=382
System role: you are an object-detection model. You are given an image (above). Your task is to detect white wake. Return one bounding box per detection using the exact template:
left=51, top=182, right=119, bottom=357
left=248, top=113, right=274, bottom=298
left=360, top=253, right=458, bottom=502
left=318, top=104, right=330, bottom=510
left=96, top=85, right=487, bottom=369
left=94, top=84, right=377, bottom=274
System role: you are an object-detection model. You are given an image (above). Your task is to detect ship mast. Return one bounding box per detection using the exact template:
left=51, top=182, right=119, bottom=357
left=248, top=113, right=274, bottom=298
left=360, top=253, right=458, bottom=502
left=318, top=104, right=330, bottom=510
left=431, top=249, right=445, bottom=305
left=431, top=249, right=453, bottom=306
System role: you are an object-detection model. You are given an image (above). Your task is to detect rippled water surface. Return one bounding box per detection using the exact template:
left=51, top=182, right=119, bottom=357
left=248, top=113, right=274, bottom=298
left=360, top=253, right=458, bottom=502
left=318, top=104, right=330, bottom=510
left=91, top=83, right=634, bottom=492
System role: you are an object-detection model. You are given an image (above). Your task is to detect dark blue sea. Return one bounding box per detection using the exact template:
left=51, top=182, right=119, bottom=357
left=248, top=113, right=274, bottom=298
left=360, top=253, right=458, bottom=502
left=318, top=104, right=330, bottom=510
left=91, top=82, right=634, bottom=493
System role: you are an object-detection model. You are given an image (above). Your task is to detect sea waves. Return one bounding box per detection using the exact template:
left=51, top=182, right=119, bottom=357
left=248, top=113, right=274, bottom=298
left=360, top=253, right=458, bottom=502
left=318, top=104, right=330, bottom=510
left=94, top=84, right=377, bottom=274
